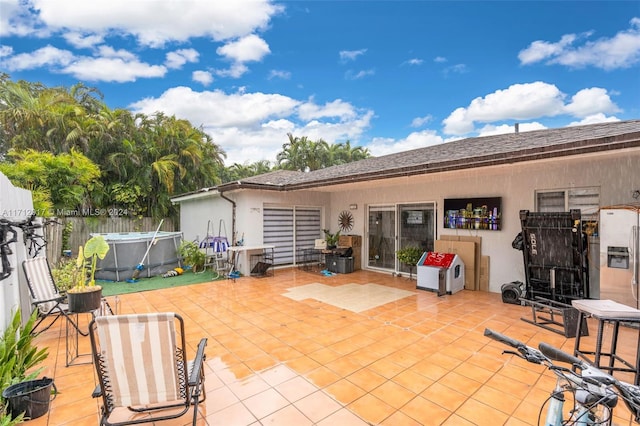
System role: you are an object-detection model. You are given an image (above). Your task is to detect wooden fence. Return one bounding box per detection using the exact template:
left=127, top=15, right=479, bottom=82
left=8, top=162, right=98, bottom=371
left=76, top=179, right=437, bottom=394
left=44, top=217, right=176, bottom=266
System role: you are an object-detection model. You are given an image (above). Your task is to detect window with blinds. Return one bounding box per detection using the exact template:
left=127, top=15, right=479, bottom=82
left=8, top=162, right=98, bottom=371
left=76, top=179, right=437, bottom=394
left=263, top=207, right=321, bottom=266
left=535, top=187, right=600, bottom=221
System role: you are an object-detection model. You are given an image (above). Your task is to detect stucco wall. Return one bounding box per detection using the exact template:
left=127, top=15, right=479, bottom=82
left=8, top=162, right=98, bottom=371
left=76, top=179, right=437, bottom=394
left=233, top=190, right=330, bottom=247
left=328, top=150, right=640, bottom=293
left=175, top=149, right=638, bottom=295
left=175, top=192, right=233, bottom=245
left=177, top=189, right=330, bottom=247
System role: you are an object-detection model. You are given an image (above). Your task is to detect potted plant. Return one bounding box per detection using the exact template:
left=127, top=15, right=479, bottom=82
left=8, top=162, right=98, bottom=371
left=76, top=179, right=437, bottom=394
left=51, top=258, right=77, bottom=296
left=66, top=235, right=109, bottom=313
left=177, top=240, right=206, bottom=272
left=396, top=246, right=423, bottom=280
left=1, top=309, right=51, bottom=423
left=323, top=229, right=341, bottom=249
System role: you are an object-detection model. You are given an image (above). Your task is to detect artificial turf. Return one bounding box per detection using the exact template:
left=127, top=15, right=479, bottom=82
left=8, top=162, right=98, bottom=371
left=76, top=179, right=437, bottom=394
left=99, top=270, right=222, bottom=296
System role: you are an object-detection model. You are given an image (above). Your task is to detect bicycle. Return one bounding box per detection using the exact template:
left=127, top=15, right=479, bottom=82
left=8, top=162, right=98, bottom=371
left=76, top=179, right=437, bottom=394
left=484, top=328, right=640, bottom=425
left=0, top=213, right=52, bottom=280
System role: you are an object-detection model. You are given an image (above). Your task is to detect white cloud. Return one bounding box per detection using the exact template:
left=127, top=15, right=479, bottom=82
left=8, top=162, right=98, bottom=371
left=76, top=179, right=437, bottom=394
left=192, top=70, right=213, bottom=86
left=298, top=99, right=357, bottom=121
left=268, top=70, right=291, bottom=80
left=411, top=115, right=433, bottom=128
left=564, top=87, right=620, bottom=117
left=339, top=49, right=367, bottom=62
left=367, top=130, right=444, bottom=157
left=518, top=34, right=578, bottom=64
left=443, top=64, right=468, bottom=76
left=19, top=0, right=283, bottom=48
left=568, top=114, right=621, bottom=126
left=128, top=86, right=373, bottom=164
left=0, top=45, right=13, bottom=58
left=404, top=58, right=423, bottom=66
left=63, top=31, right=105, bottom=48
left=1, top=1, right=281, bottom=82
left=2, top=45, right=74, bottom=70
left=434, top=56, right=447, bottom=63
left=345, top=69, right=375, bottom=80
left=216, top=34, right=270, bottom=63
left=63, top=57, right=167, bottom=82
left=0, top=0, right=45, bottom=37
left=442, top=82, right=621, bottom=135
left=96, top=45, right=136, bottom=60
left=129, top=86, right=300, bottom=128
left=165, top=48, right=199, bottom=69
left=214, top=63, right=249, bottom=79
left=519, top=18, right=640, bottom=70
left=443, top=82, right=567, bottom=135
left=214, top=34, right=270, bottom=78
left=477, top=122, right=546, bottom=136
left=0, top=43, right=179, bottom=82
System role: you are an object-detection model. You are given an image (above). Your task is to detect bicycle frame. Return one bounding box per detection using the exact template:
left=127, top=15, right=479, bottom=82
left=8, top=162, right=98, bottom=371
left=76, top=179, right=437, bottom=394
left=0, top=214, right=50, bottom=281
left=542, top=368, right=615, bottom=425
left=484, top=328, right=618, bottom=425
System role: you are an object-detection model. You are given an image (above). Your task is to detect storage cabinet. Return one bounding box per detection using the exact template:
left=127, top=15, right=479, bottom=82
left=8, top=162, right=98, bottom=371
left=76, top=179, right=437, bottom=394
left=325, top=255, right=354, bottom=274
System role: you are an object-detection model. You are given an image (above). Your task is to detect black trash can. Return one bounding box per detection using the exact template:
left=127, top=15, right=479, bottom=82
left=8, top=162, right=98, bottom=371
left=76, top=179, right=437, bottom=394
left=2, top=377, right=55, bottom=420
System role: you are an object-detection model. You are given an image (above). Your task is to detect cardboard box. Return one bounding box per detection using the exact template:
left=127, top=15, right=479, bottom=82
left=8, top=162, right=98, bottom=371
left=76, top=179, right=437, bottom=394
left=434, top=239, right=476, bottom=290
left=338, top=235, right=361, bottom=270
left=439, top=235, right=482, bottom=291
left=338, top=235, right=362, bottom=247
left=480, top=256, right=490, bottom=292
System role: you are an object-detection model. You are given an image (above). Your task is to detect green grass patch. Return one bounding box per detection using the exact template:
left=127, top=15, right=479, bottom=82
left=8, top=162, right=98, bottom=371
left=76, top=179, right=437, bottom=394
left=99, top=270, right=221, bottom=296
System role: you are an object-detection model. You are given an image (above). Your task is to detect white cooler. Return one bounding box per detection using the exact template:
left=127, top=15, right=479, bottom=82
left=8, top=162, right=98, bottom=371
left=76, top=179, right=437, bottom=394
left=417, top=252, right=465, bottom=295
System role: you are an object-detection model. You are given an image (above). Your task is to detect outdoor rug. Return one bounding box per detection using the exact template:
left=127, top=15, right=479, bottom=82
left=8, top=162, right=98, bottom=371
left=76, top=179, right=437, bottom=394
left=100, top=271, right=221, bottom=296
left=283, top=283, right=416, bottom=313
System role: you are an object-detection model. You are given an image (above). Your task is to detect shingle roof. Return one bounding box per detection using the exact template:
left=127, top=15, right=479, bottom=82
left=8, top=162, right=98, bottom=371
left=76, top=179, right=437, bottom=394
left=218, top=119, right=640, bottom=192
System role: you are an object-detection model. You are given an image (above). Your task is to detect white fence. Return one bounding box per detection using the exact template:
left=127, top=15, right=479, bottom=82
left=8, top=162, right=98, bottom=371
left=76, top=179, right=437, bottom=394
left=0, top=172, right=34, bottom=332
left=0, top=171, right=177, bottom=333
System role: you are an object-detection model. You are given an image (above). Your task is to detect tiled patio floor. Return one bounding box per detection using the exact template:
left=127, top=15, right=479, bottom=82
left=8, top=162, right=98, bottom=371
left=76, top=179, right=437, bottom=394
left=25, top=268, right=639, bottom=425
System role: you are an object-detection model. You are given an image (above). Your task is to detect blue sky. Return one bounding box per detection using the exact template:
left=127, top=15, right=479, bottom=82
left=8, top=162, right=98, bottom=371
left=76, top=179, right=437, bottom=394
left=1, top=1, right=639, bottom=165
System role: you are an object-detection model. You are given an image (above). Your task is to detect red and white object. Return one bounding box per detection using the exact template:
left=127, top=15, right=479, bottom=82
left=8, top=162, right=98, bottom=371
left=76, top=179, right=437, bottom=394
left=417, top=252, right=465, bottom=295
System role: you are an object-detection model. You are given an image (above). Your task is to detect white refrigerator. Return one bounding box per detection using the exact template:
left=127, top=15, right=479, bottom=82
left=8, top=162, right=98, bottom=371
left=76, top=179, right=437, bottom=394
left=599, top=206, right=640, bottom=308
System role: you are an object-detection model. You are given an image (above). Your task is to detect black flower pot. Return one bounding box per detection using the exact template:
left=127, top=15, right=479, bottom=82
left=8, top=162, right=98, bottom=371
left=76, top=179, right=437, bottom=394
left=2, top=377, right=56, bottom=420
left=67, top=287, right=102, bottom=313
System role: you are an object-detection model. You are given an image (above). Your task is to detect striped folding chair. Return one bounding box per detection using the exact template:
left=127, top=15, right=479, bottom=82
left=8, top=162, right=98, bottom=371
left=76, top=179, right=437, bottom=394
left=22, top=256, right=86, bottom=336
left=89, top=313, right=207, bottom=426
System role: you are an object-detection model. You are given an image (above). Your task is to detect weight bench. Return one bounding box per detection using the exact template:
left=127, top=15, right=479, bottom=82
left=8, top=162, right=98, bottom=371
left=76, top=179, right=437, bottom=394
left=521, top=296, right=589, bottom=338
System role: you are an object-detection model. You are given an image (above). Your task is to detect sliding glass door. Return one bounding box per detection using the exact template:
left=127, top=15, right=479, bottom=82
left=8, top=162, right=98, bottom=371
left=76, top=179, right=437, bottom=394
left=367, top=203, right=436, bottom=272
left=367, top=206, right=396, bottom=269
left=398, top=203, right=435, bottom=274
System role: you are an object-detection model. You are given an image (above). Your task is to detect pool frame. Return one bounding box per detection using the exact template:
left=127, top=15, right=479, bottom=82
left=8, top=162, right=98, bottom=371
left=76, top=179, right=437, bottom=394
left=93, top=231, right=183, bottom=281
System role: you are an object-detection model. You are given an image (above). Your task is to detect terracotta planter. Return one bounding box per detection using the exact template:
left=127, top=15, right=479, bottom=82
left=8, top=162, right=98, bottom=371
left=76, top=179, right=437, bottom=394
left=67, top=286, right=102, bottom=313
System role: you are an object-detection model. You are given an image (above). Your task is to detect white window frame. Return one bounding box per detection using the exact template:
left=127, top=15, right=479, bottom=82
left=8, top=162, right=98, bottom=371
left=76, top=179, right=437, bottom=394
left=535, top=186, right=600, bottom=221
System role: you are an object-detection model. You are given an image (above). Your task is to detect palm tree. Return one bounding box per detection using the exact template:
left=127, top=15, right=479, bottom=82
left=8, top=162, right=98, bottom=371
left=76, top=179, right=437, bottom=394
left=276, top=133, right=369, bottom=171
left=0, top=81, right=68, bottom=153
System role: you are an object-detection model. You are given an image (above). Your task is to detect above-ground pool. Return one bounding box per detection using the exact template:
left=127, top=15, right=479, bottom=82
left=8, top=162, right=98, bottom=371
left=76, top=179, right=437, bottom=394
left=93, top=231, right=182, bottom=281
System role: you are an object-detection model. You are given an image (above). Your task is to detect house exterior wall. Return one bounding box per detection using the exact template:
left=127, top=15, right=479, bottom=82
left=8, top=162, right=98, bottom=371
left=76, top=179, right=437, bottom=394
left=177, top=189, right=330, bottom=246
left=327, top=150, right=639, bottom=294
left=232, top=190, right=331, bottom=246
left=176, top=193, right=228, bottom=245
left=174, top=148, right=638, bottom=295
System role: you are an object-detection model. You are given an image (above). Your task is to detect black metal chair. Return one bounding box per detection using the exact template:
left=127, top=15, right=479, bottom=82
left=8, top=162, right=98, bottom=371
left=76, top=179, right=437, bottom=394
left=89, top=312, right=207, bottom=426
